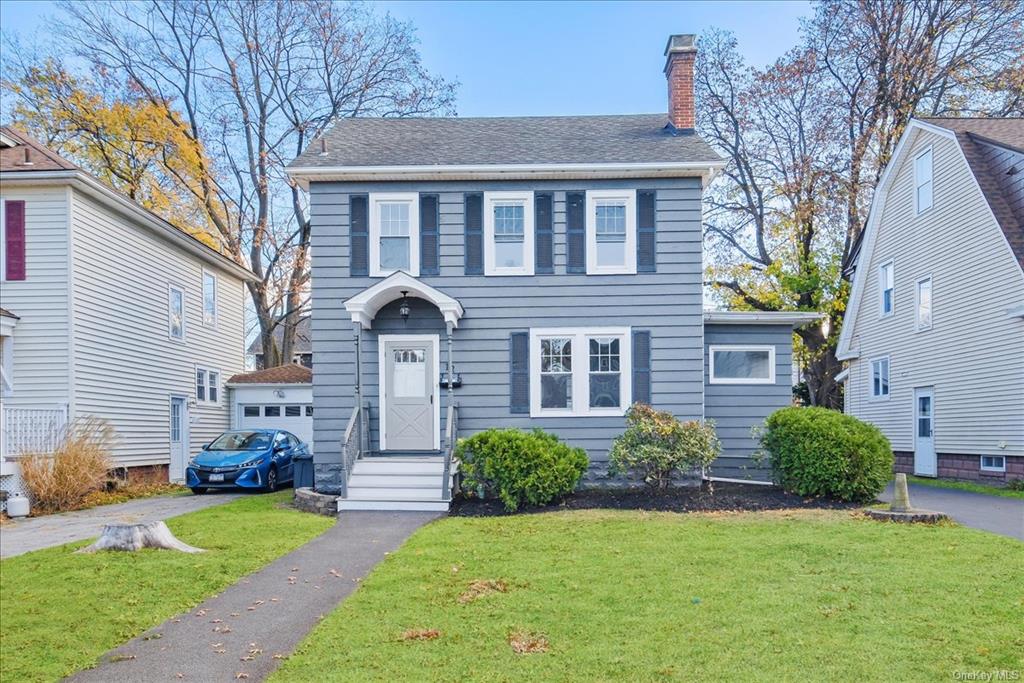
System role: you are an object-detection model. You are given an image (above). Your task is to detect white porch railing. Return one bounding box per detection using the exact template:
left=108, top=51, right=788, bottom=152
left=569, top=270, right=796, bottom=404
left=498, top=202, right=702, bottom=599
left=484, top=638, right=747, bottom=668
left=1, top=404, right=69, bottom=463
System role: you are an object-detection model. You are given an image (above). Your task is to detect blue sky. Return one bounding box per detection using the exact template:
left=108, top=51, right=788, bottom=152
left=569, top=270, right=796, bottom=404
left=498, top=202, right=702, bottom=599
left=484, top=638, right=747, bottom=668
left=1, top=0, right=810, bottom=116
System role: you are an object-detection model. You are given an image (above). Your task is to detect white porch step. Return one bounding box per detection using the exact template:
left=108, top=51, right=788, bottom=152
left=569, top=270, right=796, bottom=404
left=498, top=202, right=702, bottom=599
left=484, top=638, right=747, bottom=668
left=349, top=474, right=446, bottom=487
left=353, top=460, right=445, bottom=476
left=338, top=499, right=450, bottom=512
left=347, top=486, right=445, bottom=499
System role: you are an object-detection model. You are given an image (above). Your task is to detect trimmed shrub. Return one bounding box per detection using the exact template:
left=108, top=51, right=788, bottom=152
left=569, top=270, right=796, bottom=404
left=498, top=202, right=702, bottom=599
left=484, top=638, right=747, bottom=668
left=608, top=404, right=721, bottom=491
left=455, top=428, right=588, bottom=512
left=19, top=417, right=115, bottom=514
left=758, top=406, right=892, bottom=502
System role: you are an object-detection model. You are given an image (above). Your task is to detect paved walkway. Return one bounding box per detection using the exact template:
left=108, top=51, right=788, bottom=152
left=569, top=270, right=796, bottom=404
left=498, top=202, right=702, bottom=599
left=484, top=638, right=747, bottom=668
left=1, top=492, right=243, bottom=558
left=879, top=483, right=1023, bottom=540
left=67, top=511, right=439, bottom=682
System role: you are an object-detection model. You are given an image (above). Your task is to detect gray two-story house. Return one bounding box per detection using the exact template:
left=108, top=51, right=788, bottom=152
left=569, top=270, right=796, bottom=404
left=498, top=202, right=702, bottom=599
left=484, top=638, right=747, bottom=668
left=287, top=34, right=818, bottom=511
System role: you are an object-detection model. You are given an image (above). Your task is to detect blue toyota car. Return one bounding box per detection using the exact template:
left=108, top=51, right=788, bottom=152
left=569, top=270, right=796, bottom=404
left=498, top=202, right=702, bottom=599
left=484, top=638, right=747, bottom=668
left=185, top=429, right=306, bottom=494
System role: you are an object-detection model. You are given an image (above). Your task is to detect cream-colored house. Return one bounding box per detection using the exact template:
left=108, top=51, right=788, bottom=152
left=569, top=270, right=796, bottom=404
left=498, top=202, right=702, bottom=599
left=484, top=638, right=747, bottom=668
left=837, top=118, right=1024, bottom=484
left=0, top=127, right=254, bottom=500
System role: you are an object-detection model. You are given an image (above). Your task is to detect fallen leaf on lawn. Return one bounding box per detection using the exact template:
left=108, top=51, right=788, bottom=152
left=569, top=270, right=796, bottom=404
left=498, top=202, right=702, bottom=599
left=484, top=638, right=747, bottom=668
left=249, top=648, right=263, bottom=656
left=236, top=674, right=249, bottom=680
left=212, top=643, right=223, bottom=648
left=508, top=630, right=549, bottom=654
left=401, top=629, right=441, bottom=641
left=329, top=569, right=342, bottom=577
left=458, top=579, right=509, bottom=604
left=273, top=654, right=285, bottom=660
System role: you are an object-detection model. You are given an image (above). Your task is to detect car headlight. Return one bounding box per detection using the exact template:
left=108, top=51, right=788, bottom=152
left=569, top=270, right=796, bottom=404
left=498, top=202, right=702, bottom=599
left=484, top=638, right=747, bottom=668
left=187, top=459, right=199, bottom=469
left=240, top=457, right=265, bottom=468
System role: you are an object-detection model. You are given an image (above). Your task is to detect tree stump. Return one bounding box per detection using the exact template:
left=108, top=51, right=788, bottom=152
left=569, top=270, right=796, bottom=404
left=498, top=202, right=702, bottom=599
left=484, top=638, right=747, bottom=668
left=76, top=521, right=205, bottom=554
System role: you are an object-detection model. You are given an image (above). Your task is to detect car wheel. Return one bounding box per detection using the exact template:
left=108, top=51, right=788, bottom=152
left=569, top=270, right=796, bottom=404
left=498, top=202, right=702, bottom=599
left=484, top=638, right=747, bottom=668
left=264, top=466, right=278, bottom=493
left=190, top=487, right=208, bottom=495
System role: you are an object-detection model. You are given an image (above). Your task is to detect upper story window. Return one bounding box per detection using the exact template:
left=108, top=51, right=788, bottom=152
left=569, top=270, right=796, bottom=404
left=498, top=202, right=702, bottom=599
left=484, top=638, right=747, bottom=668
left=709, top=346, right=775, bottom=385
left=196, top=367, right=220, bottom=404
left=871, top=357, right=890, bottom=399
left=916, top=276, right=932, bottom=331
left=202, top=270, right=218, bottom=327
left=370, top=193, right=420, bottom=277
left=879, top=260, right=894, bottom=317
left=484, top=192, right=534, bottom=275
left=914, top=148, right=933, bottom=214
left=529, top=327, right=631, bottom=417
left=168, top=285, right=185, bottom=340
left=586, top=190, right=636, bottom=274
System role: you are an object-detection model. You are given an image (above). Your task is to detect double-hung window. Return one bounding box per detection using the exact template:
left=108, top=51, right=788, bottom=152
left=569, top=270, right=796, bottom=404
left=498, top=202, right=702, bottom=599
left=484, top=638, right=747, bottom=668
left=369, top=193, right=419, bottom=276
left=586, top=190, right=636, bottom=274
left=529, top=327, right=631, bottom=417
left=708, top=346, right=775, bottom=384
left=196, top=367, right=220, bottom=404
left=484, top=192, right=534, bottom=275
left=168, top=284, right=185, bottom=340
left=202, top=270, right=217, bottom=327
left=879, top=260, right=894, bottom=317
left=915, top=148, right=933, bottom=214
left=871, top=357, right=890, bottom=399
left=916, top=276, right=932, bottom=331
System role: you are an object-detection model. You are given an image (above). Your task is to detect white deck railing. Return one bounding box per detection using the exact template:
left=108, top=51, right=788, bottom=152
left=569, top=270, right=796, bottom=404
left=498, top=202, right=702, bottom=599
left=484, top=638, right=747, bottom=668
left=1, top=405, right=68, bottom=462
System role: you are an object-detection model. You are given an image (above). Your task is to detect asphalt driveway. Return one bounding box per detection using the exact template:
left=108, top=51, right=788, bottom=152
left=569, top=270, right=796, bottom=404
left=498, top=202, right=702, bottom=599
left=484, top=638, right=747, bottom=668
left=879, top=482, right=1023, bottom=540
left=0, top=492, right=242, bottom=558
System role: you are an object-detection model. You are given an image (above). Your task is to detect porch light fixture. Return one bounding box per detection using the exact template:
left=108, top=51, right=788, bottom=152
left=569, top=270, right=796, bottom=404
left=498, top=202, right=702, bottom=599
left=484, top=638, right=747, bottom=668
left=399, top=291, right=411, bottom=321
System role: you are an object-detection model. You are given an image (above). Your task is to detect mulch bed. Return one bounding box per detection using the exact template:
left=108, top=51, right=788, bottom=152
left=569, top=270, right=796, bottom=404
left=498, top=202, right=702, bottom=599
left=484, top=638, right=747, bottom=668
left=449, top=482, right=859, bottom=517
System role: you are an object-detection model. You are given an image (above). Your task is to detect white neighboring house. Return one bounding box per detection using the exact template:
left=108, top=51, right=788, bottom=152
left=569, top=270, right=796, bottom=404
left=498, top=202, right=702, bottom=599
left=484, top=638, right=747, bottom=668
left=837, top=117, right=1024, bottom=484
left=0, top=127, right=255, bottom=500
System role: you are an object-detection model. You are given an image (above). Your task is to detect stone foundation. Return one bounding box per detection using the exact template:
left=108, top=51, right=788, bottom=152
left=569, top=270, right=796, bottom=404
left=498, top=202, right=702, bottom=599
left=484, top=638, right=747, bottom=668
left=579, top=461, right=701, bottom=489
left=294, top=487, right=339, bottom=516
left=110, top=464, right=170, bottom=484
left=893, top=451, right=1023, bottom=485
left=313, top=463, right=345, bottom=495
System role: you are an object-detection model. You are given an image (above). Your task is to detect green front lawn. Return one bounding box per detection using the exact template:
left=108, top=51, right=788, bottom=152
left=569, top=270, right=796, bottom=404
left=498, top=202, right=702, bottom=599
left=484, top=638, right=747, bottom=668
left=1, top=491, right=333, bottom=682
left=908, top=475, right=1024, bottom=500
left=274, top=510, right=1023, bottom=682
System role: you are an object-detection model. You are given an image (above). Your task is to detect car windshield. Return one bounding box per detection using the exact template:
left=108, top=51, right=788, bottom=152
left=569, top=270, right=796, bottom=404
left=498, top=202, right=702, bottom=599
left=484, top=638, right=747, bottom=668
left=207, top=431, right=272, bottom=451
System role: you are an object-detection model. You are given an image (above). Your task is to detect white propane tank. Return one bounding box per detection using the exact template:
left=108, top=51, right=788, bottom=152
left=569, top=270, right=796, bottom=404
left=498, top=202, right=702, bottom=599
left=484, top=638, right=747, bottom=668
left=6, top=493, right=30, bottom=518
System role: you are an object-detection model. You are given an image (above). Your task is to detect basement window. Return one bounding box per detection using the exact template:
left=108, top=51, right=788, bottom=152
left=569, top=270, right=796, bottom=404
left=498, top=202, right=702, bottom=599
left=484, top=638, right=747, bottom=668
left=980, top=455, right=1006, bottom=473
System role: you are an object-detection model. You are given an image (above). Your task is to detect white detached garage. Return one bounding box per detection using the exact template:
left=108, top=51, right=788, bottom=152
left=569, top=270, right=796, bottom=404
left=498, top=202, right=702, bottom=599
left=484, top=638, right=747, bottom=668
left=226, top=364, right=313, bottom=446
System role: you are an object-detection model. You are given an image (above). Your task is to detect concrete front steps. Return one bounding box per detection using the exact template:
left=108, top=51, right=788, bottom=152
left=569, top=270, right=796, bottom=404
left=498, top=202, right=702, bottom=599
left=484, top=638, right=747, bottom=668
left=338, top=454, right=452, bottom=512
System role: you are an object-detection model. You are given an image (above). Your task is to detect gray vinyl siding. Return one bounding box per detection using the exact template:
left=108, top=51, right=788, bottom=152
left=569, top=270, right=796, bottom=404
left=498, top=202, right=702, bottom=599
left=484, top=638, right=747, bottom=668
left=703, top=323, right=793, bottom=481
left=69, top=190, right=246, bottom=467
left=0, top=186, right=71, bottom=408
left=843, top=127, right=1024, bottom=457
left=310, top=178, right=704, bottom=464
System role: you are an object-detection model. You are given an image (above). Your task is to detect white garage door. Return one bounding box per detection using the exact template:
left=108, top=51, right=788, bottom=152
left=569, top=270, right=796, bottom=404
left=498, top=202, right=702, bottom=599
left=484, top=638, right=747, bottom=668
left=237, top=404, right=313, bottom=446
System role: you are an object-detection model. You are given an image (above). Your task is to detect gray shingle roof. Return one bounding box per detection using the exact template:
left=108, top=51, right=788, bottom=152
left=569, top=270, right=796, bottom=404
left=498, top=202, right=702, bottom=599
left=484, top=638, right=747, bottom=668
left=289, top=114, right=722, bottom=169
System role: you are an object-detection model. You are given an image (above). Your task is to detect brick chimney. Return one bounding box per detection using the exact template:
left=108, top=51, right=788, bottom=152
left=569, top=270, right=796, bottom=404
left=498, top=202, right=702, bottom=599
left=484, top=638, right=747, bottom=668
left=664, top=34, right=697, bottom=131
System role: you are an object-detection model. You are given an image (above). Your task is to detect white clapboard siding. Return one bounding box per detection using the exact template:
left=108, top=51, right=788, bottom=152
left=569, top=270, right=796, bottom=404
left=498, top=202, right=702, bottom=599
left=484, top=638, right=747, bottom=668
left=0, top=186, right=71, bottom=408
left=844, top=127, right=1024, bottom=457
left=69, top=190, right=246, bottom=467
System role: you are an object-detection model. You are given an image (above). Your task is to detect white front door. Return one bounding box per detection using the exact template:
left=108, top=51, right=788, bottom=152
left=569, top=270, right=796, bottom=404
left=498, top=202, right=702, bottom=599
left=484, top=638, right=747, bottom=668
left=913, top=387, right=936, bottom=477
left=380, top=335, right=438, bottom=451
left=169, top=396, right=188, bottom=482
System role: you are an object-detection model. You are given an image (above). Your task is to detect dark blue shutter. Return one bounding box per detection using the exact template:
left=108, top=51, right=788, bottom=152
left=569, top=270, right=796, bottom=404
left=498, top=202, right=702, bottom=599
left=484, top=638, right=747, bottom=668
left=566, top=191, right=586, bottom=273
left=535, top=192, right=554, bottom=274
left=637, top=190, right=656, bottom=272
left=464, top=193, right=483, bottom=275
left=420, top=194, right=439, bottom=275
left=349, top=195, right=368, bottom=277
left=509, top=332, right=530, bottom=414
left=632, top=330, right=651, bottom=405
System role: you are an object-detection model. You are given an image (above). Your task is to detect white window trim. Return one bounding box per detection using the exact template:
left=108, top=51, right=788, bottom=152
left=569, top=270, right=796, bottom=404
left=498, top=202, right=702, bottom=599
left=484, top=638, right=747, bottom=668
left=585, top=189, right=637, bottom=275
left=484, top=191, right=534, bottom=276
left=195, top=366, right=221, bottom=405
left=878, top=259, right=894, bottom=318
left=870, top=355, right=891, bottom=401
left=369, top=192, right=420, bottom=277
left=708, top=345, right=776, bottom=385
left=528, top=327, right=632, bottom=418
left=914, top=146, right=933, bottom=215
left=202, top=268, right=218, bottom=328
left=980, top=455, right=1006, bottom=473
left=168, top=283, right=186, bottom=341
left=915, top=274, right=933, bottom=332
left=377, top=334, right=440, bottom=451
left=0, top=335, right=13, bottom=397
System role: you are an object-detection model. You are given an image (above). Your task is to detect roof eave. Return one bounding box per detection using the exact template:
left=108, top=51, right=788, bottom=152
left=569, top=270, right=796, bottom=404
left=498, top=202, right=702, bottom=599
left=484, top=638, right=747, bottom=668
left=225, top=381, right=313, bottom=388
left=0, top=170, right=257, bottom=282
left=287, top=160, right=726, bottom=188
left=702, top=311, right=823, bottom=326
